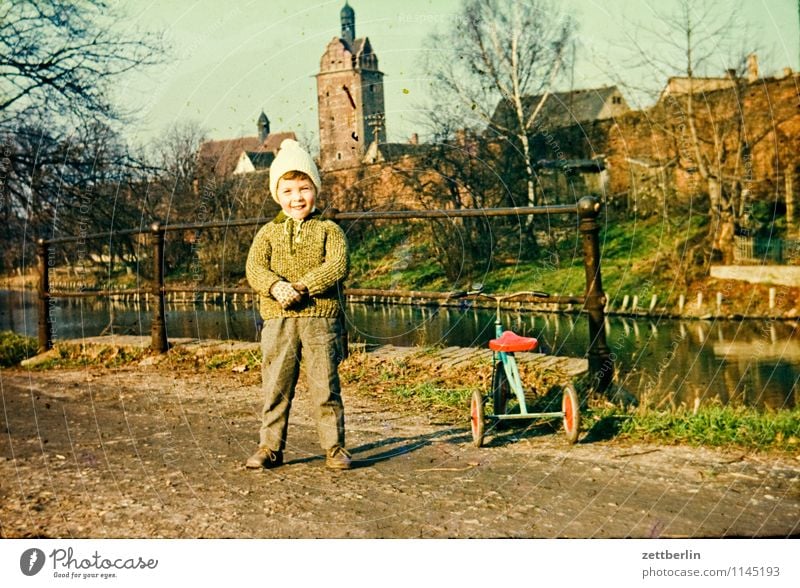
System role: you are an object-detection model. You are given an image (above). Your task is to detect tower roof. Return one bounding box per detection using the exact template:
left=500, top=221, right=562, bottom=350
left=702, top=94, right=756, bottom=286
left=340, top=1, right=354, bottom=19
left=340, top=1, right=355, bottom=45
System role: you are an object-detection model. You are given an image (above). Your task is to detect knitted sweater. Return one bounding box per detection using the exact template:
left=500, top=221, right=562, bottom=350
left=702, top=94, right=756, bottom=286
left=246, top=211, right=349, bottom=320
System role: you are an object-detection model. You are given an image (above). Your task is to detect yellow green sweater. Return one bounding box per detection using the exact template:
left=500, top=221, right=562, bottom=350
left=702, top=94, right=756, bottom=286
left=246, top=211, right=349, bottom=319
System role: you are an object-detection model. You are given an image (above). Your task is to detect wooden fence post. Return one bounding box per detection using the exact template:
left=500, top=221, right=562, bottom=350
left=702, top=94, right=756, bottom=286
left=150, top=223, right=168, bottom=352
left=36, top=238, right=53, bottom=353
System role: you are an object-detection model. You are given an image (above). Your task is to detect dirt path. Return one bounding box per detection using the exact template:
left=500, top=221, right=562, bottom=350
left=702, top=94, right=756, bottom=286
left=1, top=366, right=799, bottom=538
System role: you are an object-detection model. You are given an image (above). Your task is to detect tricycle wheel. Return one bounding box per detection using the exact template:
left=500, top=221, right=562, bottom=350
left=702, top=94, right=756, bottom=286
left=562, top=384, right=580, bottom=444
left=469, top=389, right=485, bottom=448
left=492, top=361, right=510, bottom=415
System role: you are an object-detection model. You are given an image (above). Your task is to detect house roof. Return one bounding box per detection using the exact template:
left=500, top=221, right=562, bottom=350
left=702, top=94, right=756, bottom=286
left=536, top=158, right=606, bottom=172
left=245, top=151, right=276, bottom=169
left=659, top=76, right=737, bottom=100
left=362, top=141, right=428, bottom=164
left=198, top=137, right=262, bottom=176
left=198, top=131, right=297, bottom=176
left=262, top=131, right=297, bottom=153
left=491, top=86, right=627, bottom=132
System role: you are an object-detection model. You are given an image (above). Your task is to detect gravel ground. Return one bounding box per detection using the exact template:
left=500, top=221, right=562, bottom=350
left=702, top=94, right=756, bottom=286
left=2, top=365, right=799, bottom=538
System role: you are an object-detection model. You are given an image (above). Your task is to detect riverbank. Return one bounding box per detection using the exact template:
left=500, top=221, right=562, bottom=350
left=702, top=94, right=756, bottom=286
left=5, top=334, right=799, bottom=454
left=4, top=277, right=800, bottom=322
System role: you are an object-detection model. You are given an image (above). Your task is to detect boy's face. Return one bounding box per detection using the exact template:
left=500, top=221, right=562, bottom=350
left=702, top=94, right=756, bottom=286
left=276, top=176, right=316, bottom=220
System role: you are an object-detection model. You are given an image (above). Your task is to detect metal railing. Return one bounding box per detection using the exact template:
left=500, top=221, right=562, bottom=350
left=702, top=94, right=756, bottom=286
left=36, top=195, right=612, bottom=391
left=734, top=235, right=800, bottom=264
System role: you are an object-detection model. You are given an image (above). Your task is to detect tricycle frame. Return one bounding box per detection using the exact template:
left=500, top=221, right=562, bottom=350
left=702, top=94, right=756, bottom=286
left=468, top=290, right=580, bottom=447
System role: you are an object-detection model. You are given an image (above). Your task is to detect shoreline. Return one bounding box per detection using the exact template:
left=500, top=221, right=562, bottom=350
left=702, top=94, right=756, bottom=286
left=0, top=286, right=800, bottom=322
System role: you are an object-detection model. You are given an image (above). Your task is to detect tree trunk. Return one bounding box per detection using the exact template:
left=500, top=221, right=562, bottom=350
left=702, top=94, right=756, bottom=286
left=786, top=164, right=796, bottom=239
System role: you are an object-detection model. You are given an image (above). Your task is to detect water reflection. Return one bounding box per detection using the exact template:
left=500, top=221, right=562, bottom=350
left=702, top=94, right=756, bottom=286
left=2, top=290, right=797, bottom=410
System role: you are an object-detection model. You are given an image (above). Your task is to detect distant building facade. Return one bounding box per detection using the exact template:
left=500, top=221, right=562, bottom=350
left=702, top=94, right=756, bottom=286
left=490, top=86, right=630, bottom=134
left=197, top=111, right=296, bottom=178
left=659, top=54, right=761, bottom=101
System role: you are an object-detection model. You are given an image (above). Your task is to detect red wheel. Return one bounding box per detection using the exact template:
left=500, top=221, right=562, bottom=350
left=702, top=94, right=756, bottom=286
left=470, top=389, right=485, bottom=448
left=492, top=362, right=510, bottom=415
left=562, top=384, right=580, bottom=444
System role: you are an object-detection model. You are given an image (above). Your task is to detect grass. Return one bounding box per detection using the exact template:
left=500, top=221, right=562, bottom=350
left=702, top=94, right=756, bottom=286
left=613, top=405, right=800, bottom=452
left=347, top=212, right=709, bottom=304
left=0, top=331, right=38, bottom=367
left=390, top=382, right=474, bottom=410
left=25, top=344, right=150, bottom=369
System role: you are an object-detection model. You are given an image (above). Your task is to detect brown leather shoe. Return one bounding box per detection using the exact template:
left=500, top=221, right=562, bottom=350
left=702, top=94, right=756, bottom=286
left=325, top=446, right=352, bottom=470
left=245, top=447, right=283, bottom=469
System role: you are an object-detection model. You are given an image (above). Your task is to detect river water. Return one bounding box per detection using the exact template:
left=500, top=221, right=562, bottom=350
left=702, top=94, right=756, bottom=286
left=2, top=289, right=797, bottom=410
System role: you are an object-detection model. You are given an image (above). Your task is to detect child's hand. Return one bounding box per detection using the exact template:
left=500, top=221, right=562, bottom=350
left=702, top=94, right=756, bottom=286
left=270, top=281, right=303, bottom=309
left=291, top=282, right=308, bottom=294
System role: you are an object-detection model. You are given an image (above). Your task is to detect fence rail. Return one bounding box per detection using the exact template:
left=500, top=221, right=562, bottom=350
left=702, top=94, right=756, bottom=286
left=36, top=196, right=612, bottom=392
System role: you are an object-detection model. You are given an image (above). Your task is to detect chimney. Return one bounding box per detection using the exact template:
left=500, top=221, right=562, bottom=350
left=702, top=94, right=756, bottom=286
left=726, top=68, right=737, bottom=80
left=783, top=67, right=793, bottom=78
left=408, top=133, right=418, bottom=145
left=747, top=54, right=759, bottom=83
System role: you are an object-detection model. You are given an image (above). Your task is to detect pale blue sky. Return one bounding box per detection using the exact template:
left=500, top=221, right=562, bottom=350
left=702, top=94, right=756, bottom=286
left=115, top=0, right=799, bottom=149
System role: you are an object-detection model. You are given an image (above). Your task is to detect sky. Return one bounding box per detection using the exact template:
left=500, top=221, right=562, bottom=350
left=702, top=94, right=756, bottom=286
left=115, top=0, right=800, bottom=150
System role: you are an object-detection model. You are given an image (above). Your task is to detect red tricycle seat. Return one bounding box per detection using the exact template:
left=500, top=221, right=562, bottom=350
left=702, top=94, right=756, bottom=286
left=489, top=331, right=538, bottom=353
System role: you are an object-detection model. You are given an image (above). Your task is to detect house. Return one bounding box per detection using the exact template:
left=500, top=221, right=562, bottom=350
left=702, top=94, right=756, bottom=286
left=659, top=76, right=738, bottom=100
left=535, top=157, right=609, bottom=204
left=490, top=85, right=630, bottom=133
left=659, top=54, right=761, bottom=101
left=197, top=111, right=296, bottom=177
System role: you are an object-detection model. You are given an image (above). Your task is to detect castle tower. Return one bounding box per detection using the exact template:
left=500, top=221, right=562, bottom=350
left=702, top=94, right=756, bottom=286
left=317, top=2, right=386, bottom=170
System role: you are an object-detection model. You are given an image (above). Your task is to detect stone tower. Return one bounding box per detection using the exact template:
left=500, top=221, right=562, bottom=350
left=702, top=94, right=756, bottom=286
left=317, top=2, right=386, bottom=170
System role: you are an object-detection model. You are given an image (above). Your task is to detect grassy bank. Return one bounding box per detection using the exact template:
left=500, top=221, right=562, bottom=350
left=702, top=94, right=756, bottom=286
left=8, top=211, right=798, bottom=317
left=347, top=213, right=800, bottom=317
left=347, top=213, right=704, bottom=295
left=589, top=406, right=800, bottom=453
left=0, top=331, right=38, bottom=367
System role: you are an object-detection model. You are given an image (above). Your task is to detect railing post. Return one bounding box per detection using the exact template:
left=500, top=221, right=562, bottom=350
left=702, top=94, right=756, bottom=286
left=578, top=196, right=612, bottom=394
left=150, top=222, right=168, bottom=353
left=36, top=238, right=53, bottom=353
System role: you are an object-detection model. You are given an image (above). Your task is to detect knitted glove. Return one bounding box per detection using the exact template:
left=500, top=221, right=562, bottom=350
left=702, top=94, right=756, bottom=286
left=270, top=281, right=303, bottom=309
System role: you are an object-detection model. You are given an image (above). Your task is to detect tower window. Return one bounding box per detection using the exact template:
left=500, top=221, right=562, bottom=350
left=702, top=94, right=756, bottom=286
left=337, top=152, right=342, bottom=160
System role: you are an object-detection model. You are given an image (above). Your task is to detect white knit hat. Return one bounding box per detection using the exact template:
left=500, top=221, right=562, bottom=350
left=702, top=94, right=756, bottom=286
left=268, top=139, right=322, bottom=202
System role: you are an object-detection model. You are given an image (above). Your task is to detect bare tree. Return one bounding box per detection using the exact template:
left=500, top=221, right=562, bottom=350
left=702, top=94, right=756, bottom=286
left=621, top=0, right=796, bottom=263
left=4, top=120, right=148, bottom=273
left=0, top=0, right=164, bottom=273
left=0, top=0, right=164, bottom=126
left=422, top=0, right=575, bottom=207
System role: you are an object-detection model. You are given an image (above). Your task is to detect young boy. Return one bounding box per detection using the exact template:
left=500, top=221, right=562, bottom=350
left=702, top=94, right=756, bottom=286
left=244, top=139, right=351, bottom=470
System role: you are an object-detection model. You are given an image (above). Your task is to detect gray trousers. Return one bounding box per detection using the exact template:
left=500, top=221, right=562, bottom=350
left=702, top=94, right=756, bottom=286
left=258, top=317, right=345, bottom=452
